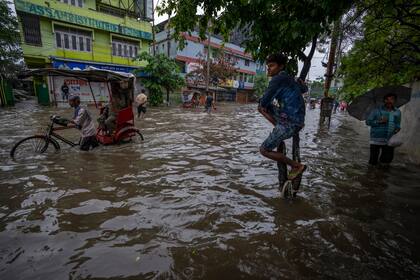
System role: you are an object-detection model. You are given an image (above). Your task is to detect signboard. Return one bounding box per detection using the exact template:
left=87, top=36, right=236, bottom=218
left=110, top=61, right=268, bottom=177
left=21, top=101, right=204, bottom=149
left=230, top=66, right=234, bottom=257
left=220, top=79, right=235, bottom=88
left=52, top=76, right=109, bottom=106
left=15, top=0, right=152, bottom=40
left=52, top=59, right=135, bottom=73
left=52, top=59, right=149, bottom=77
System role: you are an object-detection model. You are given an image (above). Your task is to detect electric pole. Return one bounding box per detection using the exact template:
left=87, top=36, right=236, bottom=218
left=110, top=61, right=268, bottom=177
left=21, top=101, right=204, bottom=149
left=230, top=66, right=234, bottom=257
left=323, top=19, right=341, bottom=97
left=166, top=14, right=171, bottom=105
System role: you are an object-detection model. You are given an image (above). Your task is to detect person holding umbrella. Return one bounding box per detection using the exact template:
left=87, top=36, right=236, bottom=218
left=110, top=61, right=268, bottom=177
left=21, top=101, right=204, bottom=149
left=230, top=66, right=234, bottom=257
left=348, top=85, right=411, bottom=166
left=366, top=93, right=401, bottom=165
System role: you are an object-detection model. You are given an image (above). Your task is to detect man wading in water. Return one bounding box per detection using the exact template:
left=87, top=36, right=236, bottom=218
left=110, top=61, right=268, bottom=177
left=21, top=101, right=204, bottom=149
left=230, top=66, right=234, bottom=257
left=258, top=53, right=306, bottom=180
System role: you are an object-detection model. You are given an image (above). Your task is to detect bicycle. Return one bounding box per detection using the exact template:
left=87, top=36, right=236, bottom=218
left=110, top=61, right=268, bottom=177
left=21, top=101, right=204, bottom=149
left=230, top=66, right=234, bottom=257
left=10, top=115, right=79, bottom=160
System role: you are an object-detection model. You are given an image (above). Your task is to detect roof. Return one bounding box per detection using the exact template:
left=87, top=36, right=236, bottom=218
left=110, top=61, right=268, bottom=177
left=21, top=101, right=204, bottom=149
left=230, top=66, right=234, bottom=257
left=19, top=68, right=135, bottom=82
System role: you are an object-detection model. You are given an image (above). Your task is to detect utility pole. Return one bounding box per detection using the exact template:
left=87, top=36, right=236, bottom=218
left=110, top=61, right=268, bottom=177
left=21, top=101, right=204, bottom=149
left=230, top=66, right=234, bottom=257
left=152, top=0, right=156, bottom=56
left=323, top=19, right=341, bottom=97
left=166, top=14, right=171, bottom=105
left=320, top=18, right=341, bottom=128
left=205, top=21, right=211, bottom=95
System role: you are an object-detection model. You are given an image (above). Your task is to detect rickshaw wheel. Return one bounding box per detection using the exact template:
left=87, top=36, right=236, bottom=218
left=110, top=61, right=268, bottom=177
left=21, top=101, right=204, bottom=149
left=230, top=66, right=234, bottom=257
left=136, top=131, right=144, bottom=141
left=10, top=135, right=60, bottom=160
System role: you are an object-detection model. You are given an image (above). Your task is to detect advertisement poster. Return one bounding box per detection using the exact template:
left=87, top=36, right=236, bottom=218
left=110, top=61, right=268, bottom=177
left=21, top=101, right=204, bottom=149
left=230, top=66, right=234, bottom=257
left=52, top=76, right=109, bottom=107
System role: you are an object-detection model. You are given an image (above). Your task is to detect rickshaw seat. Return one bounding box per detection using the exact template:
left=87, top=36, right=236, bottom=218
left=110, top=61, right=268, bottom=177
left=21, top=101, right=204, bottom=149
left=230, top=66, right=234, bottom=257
left=116, top=107, right=134, bottom=127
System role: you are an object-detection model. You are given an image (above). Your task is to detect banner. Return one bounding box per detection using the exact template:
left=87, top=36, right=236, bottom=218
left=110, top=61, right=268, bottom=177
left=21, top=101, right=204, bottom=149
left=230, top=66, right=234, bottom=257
left=52, top=76, right=109, bottom=106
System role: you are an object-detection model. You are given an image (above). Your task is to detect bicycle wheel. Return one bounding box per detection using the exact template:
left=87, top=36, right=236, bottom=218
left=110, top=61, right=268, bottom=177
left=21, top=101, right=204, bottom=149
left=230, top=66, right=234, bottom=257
left=10, top=136, right=60, bottom=160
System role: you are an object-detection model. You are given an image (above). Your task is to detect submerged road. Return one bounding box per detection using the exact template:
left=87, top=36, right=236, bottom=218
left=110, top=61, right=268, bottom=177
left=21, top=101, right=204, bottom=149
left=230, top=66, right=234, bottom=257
left=0, top=101, right=419, bottom=279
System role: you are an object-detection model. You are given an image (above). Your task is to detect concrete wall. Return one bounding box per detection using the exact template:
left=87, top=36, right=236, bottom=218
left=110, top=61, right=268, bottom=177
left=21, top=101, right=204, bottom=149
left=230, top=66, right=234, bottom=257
left=398, top=81, right=420, bottom=164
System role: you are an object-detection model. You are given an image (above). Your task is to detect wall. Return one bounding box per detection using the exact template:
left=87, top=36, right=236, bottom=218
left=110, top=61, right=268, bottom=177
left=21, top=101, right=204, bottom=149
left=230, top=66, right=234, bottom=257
left=398, top=81, right=420, bottom=164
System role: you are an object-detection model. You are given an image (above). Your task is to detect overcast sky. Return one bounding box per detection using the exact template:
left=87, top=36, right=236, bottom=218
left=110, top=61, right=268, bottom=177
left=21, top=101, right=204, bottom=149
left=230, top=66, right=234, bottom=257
left=8, top=1, right=326, bottom=80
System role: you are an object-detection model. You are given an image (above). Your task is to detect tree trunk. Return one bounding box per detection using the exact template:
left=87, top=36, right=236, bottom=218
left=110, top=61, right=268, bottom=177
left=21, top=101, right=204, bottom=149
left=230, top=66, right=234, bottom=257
left=298, top=34, right=318, bottom=80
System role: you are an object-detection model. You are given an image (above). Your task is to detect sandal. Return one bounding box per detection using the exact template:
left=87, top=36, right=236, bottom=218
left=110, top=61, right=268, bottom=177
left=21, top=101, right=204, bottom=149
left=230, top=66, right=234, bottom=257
left=288, top=165, right=307, bottom=180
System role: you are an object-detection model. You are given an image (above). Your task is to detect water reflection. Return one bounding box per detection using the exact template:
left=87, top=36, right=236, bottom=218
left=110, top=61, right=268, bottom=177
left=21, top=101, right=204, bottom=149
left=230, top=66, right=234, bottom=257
left=0, top=101, right=419, bottom=279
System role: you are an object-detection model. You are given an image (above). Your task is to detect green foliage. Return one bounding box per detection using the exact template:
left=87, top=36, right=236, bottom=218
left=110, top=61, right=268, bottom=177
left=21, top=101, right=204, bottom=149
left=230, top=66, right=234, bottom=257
left=135, top=52, right=185, bottom=106
left=339, top=0, right=420, bottom=101
left=158, top=0, right=353, bottom=78
left=0, top=1, right=23, bottom=78
left=253, top=73, right=268, bottom=97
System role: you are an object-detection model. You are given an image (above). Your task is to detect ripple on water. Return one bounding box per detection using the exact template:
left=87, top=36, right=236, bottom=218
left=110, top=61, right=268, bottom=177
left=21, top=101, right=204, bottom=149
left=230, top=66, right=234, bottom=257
left=0, top=104, right=420, bottom=279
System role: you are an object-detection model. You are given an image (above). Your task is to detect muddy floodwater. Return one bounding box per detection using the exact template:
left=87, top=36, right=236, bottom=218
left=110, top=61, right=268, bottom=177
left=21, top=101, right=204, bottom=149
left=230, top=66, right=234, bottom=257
left=0, top=101, right=420, bottom=280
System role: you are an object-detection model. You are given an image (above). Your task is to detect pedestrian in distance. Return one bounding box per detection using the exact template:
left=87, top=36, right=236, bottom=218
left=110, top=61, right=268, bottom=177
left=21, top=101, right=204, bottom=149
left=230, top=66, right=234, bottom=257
left=136, top=89, right=148, bottom=119
left=61, top=82, right=69, bottom=101
left=67, top=95, right=99, bottom=151
left=258, top=53, right=307, bottom=180
left=204, top=91, right=216, bottom=113
left=366, top=93, right=401, bottom=165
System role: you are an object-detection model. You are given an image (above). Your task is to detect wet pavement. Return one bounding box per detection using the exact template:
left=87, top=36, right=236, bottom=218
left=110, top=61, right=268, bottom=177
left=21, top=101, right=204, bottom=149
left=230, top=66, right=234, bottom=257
left=0, top=101, right=420, bottom=279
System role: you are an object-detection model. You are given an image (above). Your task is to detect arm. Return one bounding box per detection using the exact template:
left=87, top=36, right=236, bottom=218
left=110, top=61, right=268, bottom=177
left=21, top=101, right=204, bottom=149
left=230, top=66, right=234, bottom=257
left=394, top=110, right=401, bottom=132
left=70, top=108, right=86, bottom=129
left=366, top=109, right=380, bottom=127
left=259, top=75, right=284, bottom=109
left=258, top=105, right=276, bottom=126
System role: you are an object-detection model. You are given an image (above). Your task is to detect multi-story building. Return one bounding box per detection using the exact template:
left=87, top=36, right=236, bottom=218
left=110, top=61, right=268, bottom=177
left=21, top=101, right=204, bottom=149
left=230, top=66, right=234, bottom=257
left=14, top=0, right=153, bottom=104
left=155, top=20, right=260, bottom=102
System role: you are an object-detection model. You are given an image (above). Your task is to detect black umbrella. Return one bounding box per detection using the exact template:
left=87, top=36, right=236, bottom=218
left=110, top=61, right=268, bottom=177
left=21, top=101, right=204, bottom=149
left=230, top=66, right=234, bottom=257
left=348, top=85, right=411, bottom=121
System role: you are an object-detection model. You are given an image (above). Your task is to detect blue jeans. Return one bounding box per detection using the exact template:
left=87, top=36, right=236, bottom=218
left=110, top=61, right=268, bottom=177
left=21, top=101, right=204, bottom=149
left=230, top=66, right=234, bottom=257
left=261, top=122, right=299, bottom=151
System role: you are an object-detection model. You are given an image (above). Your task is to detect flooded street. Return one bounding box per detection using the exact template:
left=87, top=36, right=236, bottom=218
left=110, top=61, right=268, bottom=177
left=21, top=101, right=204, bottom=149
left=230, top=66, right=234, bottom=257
left=1, top=101, right=420, bottom=279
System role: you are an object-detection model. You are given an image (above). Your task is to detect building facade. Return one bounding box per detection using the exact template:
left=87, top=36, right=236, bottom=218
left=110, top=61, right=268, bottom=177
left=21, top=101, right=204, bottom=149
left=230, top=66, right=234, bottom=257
left=155, top=22, right=260, bottom=101
left=14, top=0, right=153, bottom=105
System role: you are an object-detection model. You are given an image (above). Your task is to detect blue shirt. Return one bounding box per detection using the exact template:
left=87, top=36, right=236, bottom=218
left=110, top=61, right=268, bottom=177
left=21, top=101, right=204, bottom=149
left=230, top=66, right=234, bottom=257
left=260, top=72, right=306, bottom=126
left=366, top=106, right=401, bottom=145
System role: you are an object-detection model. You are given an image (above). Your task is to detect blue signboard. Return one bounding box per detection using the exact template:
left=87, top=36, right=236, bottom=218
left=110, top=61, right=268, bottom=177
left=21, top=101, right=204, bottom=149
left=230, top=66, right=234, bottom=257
left=51, top=59, right=149, bottom=77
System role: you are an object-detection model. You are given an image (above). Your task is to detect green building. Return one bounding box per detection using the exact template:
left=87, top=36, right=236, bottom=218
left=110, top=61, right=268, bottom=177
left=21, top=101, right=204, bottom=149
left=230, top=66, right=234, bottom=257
left=14, top=0, right=153, bottom=104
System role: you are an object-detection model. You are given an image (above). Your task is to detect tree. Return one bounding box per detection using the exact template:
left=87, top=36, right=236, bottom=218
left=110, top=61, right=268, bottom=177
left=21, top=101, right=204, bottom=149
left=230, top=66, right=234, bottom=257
left=185, top=51, right=237, bottom=87
left=253, top=73, right=269, bottom=97
left=339, top=0, right=420, bottom=101
left=0, top=1, right=23, bottom=78
left=158, top=0, right=353, bottom=79
left=135, top=52, right=185, bottom=106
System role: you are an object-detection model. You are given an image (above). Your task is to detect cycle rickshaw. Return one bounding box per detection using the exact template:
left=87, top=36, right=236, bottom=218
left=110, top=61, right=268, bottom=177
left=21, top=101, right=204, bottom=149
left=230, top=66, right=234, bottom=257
left=10, top=68, right=144, bottom=159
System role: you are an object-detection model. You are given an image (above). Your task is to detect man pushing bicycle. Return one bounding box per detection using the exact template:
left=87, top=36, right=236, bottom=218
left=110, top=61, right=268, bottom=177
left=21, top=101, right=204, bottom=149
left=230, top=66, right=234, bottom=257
left=67, top=95, right=98, bottom=151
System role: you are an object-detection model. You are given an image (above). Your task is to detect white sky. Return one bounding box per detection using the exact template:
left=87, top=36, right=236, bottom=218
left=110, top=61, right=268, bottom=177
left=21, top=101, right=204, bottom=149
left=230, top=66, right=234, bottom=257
left=8, top=1, right=326, bottom=80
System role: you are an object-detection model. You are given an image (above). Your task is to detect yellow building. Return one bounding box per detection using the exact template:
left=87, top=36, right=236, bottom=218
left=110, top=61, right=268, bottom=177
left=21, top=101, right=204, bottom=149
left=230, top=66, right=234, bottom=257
left=14, top=0, right=153, bottom=104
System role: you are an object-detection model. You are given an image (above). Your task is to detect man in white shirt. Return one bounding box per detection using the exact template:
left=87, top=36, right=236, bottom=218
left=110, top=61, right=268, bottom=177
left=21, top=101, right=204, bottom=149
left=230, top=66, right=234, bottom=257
left=68, top=95, right=98, bottom=151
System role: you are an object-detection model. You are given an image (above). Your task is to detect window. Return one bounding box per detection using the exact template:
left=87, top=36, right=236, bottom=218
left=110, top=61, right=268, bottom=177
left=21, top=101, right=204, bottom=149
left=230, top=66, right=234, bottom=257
left=56, top=33, right=62, bottom=48
left=60, top=0, right=82, bottom=7
left=71, top=35, right=77, bottom=49
left=86, top=38, right=91, bottom=52
left=20, top=13, right=42, bottom=46
left=79, top=36, right=84, bottom=51
left=245, top=59, right=250, bottom=66
left=64, top=34, right=69, bottom=49
left=112, top=38, right=139, bottom=58
left=98, top=5, right=126, bottom=18
left=55, top=26, right=92, bottom=52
